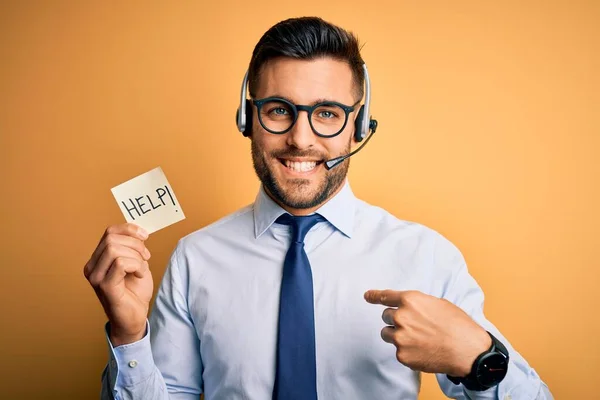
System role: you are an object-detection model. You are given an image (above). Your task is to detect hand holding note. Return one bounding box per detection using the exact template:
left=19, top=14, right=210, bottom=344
left=83, top=223, right=153, bottom=346
left=84, top=167, right=186, bottom=346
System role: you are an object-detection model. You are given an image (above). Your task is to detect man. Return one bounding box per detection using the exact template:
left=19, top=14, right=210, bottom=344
left=84, top=16, right=553, bottom=400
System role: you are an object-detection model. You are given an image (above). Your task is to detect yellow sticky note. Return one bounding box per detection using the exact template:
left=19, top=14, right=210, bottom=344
left=110, top=167, right=185, bottom=233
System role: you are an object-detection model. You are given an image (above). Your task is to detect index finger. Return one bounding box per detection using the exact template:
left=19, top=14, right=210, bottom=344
left=104, top=223, right=149, bottom=241
left=89, top=223, right=149, bottom=264
left=364, top=289, right=405, bottom=307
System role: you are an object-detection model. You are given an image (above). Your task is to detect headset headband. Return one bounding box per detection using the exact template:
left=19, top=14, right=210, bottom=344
left=237, top=63, right=373, bottom=140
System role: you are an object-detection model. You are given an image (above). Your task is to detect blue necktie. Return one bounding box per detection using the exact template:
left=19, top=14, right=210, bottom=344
left=273, top=213, right=324, bottom=400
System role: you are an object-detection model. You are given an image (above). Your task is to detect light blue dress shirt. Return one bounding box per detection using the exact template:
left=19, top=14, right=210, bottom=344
left=101, top=180, right=553, bottom=400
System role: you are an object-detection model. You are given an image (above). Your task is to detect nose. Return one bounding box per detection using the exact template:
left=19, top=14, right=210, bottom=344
left=286, top=111, right=316, bottom=149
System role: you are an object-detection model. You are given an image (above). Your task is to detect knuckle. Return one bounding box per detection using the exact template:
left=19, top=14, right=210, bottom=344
left=105, top=243, right=119, bottom=259
left=381, top=289, right=396, bottom=301
left=393, top=331, right=404, bottom=346
left=88, top=273, right=101, bottom=287
left=402, top=292, right=417, bottom=306
left=392, top=312, right=403, bottom=327
left=131, top=247, right=143, bottom=260
left=98, top=278, right=111, bottom=292
left=104, top=235, right=116, bottom=247
left=395, top=349, right=405, bottom=364
left=113, top=256, right=127, bottom=270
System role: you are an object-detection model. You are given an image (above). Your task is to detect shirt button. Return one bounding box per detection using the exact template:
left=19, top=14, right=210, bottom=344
left=128, top=360, right=138, bottom=368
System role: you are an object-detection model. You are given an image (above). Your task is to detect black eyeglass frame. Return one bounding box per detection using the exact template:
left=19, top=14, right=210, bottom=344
left=252, top=96, right=360, bottom=138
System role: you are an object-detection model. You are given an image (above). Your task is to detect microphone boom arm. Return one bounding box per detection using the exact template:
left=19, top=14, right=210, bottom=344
left=324, top=119, right=378, bottom=170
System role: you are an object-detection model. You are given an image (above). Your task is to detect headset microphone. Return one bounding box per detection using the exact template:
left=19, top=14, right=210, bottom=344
left=324, top=119, right=378, bottom=170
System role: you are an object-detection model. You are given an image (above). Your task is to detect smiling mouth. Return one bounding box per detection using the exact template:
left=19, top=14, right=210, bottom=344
left=278, top=158, right=324, bottom=173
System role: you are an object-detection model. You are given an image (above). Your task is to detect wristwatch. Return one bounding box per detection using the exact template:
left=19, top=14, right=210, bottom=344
left=447, top=331, right=510, bottom=391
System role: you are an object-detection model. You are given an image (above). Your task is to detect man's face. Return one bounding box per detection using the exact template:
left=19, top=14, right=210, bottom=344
left=250, top=57, right=359, bottom=213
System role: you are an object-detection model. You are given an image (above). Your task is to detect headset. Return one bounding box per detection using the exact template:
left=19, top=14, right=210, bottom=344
left=235, top=63, right=378, bottom=143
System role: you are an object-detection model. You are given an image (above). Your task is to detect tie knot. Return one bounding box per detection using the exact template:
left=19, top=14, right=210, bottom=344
left=276, top=213, right=325, bottom=243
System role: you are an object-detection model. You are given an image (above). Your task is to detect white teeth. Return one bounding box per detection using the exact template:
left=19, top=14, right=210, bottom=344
left=284, top=160, right=317, bottom=172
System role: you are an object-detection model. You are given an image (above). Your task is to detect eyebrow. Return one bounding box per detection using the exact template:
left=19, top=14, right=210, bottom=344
left=265, top=94, right=354, bottom=106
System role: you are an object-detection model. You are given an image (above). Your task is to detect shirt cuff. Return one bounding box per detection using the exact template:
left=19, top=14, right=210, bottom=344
left=464, top=359, right=541, bottom=400
left=105, top=320, right=156, bottom=389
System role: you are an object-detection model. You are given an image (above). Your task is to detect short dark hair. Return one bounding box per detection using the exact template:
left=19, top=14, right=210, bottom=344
left=248, top=17, right=365, bottom=100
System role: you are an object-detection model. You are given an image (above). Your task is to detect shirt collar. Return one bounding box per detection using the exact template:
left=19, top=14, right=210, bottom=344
left=253, top=179, right=356, bottom=239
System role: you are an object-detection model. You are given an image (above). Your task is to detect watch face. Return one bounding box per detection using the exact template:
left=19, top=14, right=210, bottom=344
left=476, top=353, right=509, bottom=387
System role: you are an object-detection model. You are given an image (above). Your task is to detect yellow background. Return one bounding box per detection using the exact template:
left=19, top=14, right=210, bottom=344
left=1, top=1, right=598, bottom=399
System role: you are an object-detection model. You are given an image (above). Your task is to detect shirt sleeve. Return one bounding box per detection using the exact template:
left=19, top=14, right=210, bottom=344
left=100, top=242, right=203, bottom=400
left=431, top=233, right=554, bottom=400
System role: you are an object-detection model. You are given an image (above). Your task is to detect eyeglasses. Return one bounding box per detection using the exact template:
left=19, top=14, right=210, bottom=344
left=252, top=97, right=359, bottom=138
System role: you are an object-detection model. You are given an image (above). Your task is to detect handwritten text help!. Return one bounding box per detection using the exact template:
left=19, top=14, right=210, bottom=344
left=110, top=167, right=185, bottom=234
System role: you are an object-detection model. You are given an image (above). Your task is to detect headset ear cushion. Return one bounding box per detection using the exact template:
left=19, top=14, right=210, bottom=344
left=236, top=100, right=253, bottom=137
left=354, top=105, right=365, bottom=142
left=243, top=99, right=252, bottom=137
